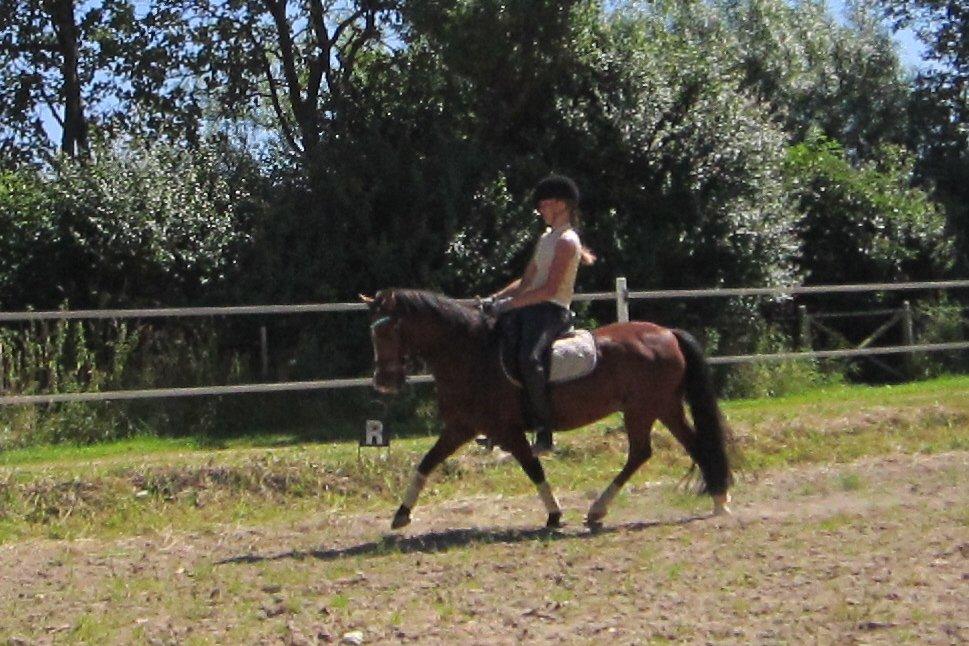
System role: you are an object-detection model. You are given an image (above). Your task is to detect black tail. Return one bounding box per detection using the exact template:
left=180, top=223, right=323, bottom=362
left=672, top=329, right=732, bottom=495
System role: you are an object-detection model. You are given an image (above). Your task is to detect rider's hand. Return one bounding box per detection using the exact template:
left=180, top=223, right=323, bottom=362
left=477, top=295, right=494, bottom=313
left=493, top=297, right=513, bottom=315
left=477, top=295, right=511, bottom=316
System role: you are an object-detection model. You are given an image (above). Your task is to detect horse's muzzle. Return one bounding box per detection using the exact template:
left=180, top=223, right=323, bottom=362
left=373, top=368, right=404, bottom=395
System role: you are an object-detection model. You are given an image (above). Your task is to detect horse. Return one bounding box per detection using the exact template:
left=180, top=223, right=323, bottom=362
left=361, top=288, right=732, bottom=530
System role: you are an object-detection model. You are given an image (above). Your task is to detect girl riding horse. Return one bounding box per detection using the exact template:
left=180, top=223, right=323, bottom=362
left=487, top=175, right=596, bottom=455
left=364, top=287, right=733, bottom=530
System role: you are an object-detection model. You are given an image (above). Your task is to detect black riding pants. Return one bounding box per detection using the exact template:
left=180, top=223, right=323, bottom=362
left=500, top=302, right=572, bottom=430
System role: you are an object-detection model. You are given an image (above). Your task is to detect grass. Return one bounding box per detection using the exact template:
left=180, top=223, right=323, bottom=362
left=0, top=375, right=966, bottom=545
left=0, top=431, right=325, bottom=467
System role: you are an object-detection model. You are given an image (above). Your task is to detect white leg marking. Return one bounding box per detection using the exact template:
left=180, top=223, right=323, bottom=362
left=712, top=492, right=732, bottom=516
left=402, top=471, right=427, bottom=509
left=589, top=482, right=621, bottom=518
left=537, top=482, right=561, bottom=515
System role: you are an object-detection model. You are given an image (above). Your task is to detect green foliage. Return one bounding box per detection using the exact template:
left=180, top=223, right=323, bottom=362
left=721, top=340, right=845, bottom=400
left=719, top=0, right=910, bottom=158
left=784, top=134, right=950, bottom=285
left=0, top=169, right=54, bottom=301
left=700, top=303, right=845, bottom=399
left=0, top=320, right=142, bottom=448
left=875, top=0, right=969, bottom=273
left=404, top=1, right=802, bottom=302
left=913, top=297, right=969, bottom=376
left=554, top=1, right=799, bottom=323
left=444, top=174, right=536, bottom=294
left=0, top=138, right=251, bottom=309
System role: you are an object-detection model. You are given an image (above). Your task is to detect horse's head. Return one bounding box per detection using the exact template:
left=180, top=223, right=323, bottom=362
left=363, top=288, right=487, bottom=394
left=361, top=290, right=410, bottom=395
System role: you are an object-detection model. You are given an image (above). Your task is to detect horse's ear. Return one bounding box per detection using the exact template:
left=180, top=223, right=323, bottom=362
left=359, top=294, right=374, bottom=305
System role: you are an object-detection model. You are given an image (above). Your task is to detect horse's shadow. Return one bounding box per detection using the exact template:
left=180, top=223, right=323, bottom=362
left=216, top=514, right=709, bottom=566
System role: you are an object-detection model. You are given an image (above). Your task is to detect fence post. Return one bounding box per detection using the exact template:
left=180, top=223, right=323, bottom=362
left=260, top=325, right=269, bottom=378
left=615, top=276, right=629, bottom=323
left=798, top=305, right=812, bottom=351
left=901, top=301, right=915, bottom=377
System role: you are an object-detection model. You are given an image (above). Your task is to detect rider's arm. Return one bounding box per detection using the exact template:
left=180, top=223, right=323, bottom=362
left=492, top=259, right=537, bottom=299
left=492, top=277, right=522, bottom=299
left=506, top=237, right=578, bottom=310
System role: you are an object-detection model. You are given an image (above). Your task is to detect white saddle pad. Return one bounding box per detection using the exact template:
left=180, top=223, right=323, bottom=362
left=548, top=329, right=598, bottom=384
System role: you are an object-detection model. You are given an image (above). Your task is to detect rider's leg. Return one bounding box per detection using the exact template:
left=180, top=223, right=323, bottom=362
left=518, top=304, right=571, bottom=454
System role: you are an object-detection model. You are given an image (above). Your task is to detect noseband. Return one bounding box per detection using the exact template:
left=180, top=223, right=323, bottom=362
left=370, top=315, right=408, bottom=385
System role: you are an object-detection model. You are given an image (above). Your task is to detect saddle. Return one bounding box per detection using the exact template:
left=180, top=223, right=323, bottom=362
left=500, top=328, right=598, bottom=387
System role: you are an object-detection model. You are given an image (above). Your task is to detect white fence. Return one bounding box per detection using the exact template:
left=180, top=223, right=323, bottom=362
left=1, top=278, right=968, bottom=405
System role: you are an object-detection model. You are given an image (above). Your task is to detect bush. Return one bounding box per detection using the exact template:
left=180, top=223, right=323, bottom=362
left=0, top=320, right=142, bottom=448
left=715, top=318, right=845, bottom=399
left=0, top=138, right=252, bottom=310
left=785, top=135, right=951, bottom=287
left=913, top=298, right=969, bottom=377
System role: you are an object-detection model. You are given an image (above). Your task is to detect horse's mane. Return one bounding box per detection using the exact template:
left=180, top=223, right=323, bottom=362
left=390, top=289, right=487, bottom=334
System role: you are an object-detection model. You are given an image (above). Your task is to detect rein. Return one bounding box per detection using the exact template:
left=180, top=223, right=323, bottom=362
left=370, top=315, right=394, bottom=330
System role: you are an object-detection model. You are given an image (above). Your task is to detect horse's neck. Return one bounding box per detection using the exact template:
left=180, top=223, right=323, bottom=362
left=414, top=319, right=489, bottom=382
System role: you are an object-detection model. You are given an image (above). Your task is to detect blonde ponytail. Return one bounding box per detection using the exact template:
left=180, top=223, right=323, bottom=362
left=567, top=202, right=596, bottom=265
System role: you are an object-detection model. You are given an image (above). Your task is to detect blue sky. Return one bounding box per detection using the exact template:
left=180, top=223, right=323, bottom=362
left=827, top=0, right=928, bottom=71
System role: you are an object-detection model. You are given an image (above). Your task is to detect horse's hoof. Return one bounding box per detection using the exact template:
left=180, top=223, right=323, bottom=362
left=585, top=511, right=606, bottom=528
left=546, top=512, right=563, bottom=529
left=712, top=493, right=732, bottom=517
left=391, top=506, right=411, bottom=530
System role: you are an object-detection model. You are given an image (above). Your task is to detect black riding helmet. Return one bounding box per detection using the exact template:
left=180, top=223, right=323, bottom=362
left=532, top=174, right=580, bottom=206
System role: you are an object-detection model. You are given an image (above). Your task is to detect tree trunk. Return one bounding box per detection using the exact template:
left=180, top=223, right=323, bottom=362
left=45, top=0, right=88, bottom=157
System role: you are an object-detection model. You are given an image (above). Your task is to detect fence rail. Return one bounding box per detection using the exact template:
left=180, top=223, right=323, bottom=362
left=1, top=279, right=967, bottom=323
left=1, top=278, right=967, bottom=405
left=0, top=302, right=368, bottom=322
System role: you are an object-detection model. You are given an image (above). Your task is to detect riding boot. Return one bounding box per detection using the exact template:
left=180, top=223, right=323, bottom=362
left=521, top=364, right=555, bottom=455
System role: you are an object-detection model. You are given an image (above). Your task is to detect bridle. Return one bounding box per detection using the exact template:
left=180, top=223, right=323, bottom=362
left=370, top=314, right=408, bottom=391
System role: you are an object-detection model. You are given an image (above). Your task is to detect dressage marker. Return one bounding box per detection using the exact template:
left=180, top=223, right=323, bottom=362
left=358, top=400, right=391, bottom=459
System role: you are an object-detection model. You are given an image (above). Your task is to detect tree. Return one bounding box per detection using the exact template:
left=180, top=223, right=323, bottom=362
left=169, top=0, right=403, bottom=163
left=785, top=134, right=950, bottom=287
left=0, top=0, right=90, bottom=160
left=875, top=0, right=969, bottom=272
left=717, top=0, right=910, bottom=159
left=569, top=2, right=799, bottom=292
left=0, top=0, right=196, bottom=164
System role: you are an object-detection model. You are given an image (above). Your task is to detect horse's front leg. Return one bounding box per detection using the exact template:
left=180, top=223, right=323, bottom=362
left=392, top=428, right=472, bottom=530
left=499, top=430, right=563, bottom=529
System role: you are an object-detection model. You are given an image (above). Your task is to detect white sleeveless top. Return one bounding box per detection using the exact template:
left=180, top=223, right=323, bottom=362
left=522, top=225, right=581, bottom=309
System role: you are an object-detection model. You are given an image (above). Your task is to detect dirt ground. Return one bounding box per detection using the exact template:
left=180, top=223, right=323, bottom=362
left=1, top=450, right=967, bottom=644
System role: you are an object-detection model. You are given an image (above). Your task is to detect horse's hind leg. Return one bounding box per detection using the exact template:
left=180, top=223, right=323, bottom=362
left=498, top=430, right=564, bottom=529
left=392, top=426, right=473, bottom=530
left=586, top=411, right=655, bottom=527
